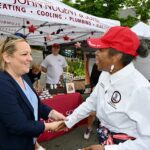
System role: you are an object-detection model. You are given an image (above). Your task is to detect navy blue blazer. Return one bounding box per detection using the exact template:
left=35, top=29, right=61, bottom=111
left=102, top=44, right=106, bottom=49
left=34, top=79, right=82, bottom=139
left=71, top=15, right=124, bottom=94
left=0, top=71, right=52, bottom=150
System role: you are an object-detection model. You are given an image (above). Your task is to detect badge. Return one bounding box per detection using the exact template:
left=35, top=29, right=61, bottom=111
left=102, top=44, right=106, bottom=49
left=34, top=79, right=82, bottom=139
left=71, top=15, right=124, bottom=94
left=111, top=91, right=121, bottom=103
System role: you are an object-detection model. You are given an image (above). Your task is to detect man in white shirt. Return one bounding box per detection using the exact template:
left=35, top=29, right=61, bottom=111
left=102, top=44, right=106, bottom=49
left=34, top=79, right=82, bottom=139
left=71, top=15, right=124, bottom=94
left=56, top=26, right=150, bottom=150
left=41, top=43, right=67, bottom=85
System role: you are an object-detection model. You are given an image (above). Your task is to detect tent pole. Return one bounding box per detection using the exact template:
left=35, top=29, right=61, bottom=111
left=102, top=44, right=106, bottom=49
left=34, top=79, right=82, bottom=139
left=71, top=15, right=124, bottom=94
left=43, top=44, right=47, bottom=59
left=23, top=19, right=25, bottom=36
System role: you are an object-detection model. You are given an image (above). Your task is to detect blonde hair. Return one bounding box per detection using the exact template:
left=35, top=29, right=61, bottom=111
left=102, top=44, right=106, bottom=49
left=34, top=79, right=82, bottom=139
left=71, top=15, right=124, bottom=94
left=0, top=37, right=27, bottom=71
left=32, top=63, right=41, bottom=72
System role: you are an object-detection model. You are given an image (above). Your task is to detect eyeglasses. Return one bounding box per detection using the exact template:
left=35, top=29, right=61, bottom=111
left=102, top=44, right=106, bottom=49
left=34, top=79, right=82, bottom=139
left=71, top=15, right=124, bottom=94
left=4, top=36, right=22, bottom=44
left=2, top=36, right=26, bottom=51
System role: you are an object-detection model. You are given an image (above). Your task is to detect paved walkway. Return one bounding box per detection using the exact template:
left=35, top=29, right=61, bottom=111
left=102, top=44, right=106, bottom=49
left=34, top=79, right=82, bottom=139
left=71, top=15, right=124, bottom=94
left=40, top=124, right=98, bottom=150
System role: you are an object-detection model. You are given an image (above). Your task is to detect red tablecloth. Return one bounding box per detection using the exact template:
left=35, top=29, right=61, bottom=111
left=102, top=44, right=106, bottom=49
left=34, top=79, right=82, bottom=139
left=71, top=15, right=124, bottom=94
left=38, top=92, right=87, bottom=142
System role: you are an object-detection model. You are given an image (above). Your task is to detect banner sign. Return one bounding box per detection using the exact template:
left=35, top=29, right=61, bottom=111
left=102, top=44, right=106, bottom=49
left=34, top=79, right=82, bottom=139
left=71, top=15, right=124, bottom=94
left=0, top=0, right=120, bottom=32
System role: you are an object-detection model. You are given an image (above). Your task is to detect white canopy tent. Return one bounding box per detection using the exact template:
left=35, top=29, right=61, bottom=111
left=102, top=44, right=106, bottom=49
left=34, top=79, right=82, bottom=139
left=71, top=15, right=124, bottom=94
left=131, top=22, right=150, bottom=80
left=134, top=55, right=150, bottom=80
left=131, top=22, right=150, bottom=39
left=0, top=0, right=120, bottom=46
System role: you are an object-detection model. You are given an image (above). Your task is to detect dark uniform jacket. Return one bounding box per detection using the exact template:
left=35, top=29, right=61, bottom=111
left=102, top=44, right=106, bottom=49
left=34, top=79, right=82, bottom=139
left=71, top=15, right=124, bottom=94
left=0, top=71, right=52, bottom=150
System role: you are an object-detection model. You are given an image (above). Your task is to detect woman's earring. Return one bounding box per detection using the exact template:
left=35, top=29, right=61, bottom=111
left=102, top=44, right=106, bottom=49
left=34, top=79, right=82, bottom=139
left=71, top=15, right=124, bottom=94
left=110, top=64, right=114, bottom=73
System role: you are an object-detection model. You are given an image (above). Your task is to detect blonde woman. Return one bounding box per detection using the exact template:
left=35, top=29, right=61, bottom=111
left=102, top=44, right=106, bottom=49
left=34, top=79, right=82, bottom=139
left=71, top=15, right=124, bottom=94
left=0, top=37, right=66, bottom=150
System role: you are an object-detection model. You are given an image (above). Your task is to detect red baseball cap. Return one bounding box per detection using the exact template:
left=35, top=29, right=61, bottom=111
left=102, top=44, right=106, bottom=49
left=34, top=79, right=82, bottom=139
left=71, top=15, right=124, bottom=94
left=52, top=43, right=60, bottom=48
left=87, top=26, right=140, bottom=56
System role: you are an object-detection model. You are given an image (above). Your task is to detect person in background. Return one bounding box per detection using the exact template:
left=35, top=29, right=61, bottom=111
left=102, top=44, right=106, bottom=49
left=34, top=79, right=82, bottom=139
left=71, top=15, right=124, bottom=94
left=27, top=63, right=42, bottom=93
left=90, top=63, right=102, bottom=91
left=84, top=63, right=102, bottom=140
left=27, top=63, right=45, bottom=150
left=41, top=43, right=67, bottom=88
left=56, top=26, right=150, bottom=150
left=0, top=37, right=66, bottom=150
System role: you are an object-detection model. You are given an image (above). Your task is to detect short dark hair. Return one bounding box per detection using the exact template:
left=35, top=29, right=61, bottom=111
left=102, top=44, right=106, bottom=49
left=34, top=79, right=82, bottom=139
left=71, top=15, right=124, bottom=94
left=108, top=48, right=134, bottom=66
left=108, top=38, right=150, bottom=66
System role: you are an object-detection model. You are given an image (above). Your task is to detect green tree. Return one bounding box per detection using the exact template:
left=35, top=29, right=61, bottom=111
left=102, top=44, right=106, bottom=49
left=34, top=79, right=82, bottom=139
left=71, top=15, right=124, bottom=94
left=124, top=0, right=150, bottom=23
left=61, top=0, right=74, bottom=7
left=63, top=0, right=124, bottom=19
left=62, top=0, right=150, bottom=27
left=118, top=16, right=138, bottom=27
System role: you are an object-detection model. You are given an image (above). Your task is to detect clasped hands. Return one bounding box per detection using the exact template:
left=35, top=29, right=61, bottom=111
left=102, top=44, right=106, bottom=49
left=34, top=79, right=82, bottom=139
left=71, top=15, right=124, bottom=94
left=44, top=109, right=68, bottom=132
left=44, top=110, right=105, bottom=150
left=46, top=120, right=67, bottom=132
